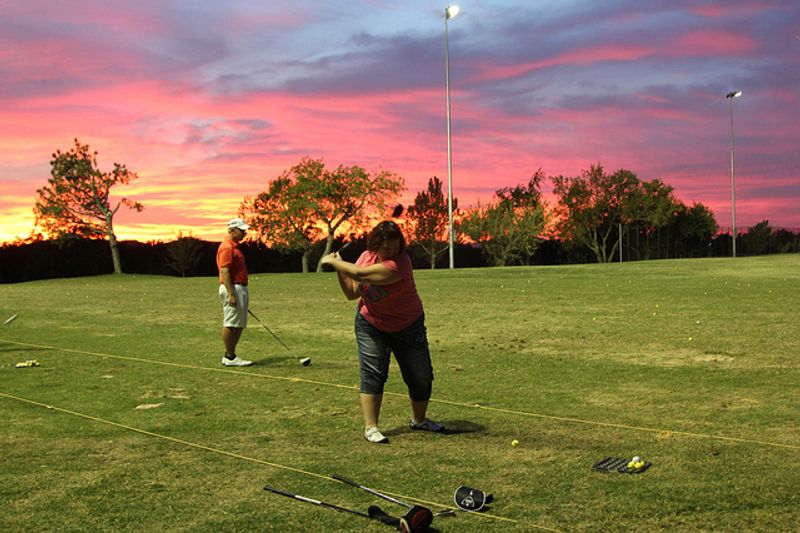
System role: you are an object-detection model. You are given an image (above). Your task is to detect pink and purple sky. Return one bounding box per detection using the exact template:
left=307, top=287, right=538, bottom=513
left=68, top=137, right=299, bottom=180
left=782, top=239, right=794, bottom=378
left=1, top=0, right=798, bottom=243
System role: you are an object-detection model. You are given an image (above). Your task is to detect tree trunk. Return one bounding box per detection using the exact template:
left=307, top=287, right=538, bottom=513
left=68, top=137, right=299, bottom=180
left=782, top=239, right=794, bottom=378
left=105, top=216, right=122, bottom=274
left=302, top=250, right=311, bottom=273
left=108, top=234, right=122, bottom=274
left=316, top=233, right=335, bottom=272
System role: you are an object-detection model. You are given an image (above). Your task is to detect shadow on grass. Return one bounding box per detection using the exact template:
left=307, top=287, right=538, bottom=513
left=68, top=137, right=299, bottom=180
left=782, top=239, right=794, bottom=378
left=248, top=355, right=350, bottom=369
left=384, top=420, right=486, bottom=437
left=0, top=344, right=51, bottom=354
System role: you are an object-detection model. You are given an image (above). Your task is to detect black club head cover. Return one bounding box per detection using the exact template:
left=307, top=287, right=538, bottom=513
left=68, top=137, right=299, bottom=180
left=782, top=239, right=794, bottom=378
left=454, top=485, right=492, bottom=512
left=399, top=505, right=433, bottom=532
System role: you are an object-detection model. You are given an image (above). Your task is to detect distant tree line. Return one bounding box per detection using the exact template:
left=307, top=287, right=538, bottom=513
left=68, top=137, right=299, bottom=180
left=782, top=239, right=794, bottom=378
left=4, top=144, right=797, bottom=283
left=3, top=221, right=797, bottom=283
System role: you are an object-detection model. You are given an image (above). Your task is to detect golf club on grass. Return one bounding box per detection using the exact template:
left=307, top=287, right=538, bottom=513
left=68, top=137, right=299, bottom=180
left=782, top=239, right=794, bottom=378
left=247, top=309, right=311, bottom=366
left=4, top=313, right=19, bottom=326
left=263, top=485, right=406, bottom=531
left=333, top=473, right=453, bottom=518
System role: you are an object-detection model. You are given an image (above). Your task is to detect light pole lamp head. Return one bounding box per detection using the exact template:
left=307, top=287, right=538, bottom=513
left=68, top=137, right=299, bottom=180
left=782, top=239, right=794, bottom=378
left=446, top=5, right=460, bottom=20
left=726, top=90, right=742, bottom=99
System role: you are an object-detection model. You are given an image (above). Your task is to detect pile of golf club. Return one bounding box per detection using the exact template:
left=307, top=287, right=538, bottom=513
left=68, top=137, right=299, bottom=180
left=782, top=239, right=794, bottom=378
left=264, top=473, right=453, bottom=532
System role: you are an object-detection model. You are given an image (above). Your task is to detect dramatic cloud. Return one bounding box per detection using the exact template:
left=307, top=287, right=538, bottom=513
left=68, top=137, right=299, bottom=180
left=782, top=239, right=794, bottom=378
left=1, top=0, right=797, bottom=243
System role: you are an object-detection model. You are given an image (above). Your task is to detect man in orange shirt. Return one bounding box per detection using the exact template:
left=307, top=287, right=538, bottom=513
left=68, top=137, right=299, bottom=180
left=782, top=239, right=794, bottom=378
left=216, top=218, right=253, bottom=366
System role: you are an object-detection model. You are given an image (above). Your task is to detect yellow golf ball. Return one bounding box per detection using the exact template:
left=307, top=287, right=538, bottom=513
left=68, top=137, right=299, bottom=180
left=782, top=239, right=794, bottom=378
left=511, top=439, right=519, bottom=447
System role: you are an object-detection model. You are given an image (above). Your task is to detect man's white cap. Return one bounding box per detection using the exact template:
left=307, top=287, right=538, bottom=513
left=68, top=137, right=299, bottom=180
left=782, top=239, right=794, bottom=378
left=228, top=218, right=249, bottom=231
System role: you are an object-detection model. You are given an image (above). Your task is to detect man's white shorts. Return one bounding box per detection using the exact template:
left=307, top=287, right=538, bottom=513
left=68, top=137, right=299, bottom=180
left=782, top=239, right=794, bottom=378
left=219, top=284, right=249, bottom=328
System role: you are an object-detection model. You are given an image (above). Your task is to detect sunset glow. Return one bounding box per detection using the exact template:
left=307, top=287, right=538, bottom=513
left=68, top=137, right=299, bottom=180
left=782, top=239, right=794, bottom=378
left=1, top=1, right=798, bottom=244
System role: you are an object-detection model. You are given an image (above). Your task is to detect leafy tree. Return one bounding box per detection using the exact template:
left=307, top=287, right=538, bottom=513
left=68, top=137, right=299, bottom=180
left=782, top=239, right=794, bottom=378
left=33, top=139, right=143, bottom=273
left=630, top=179, right=679, bottom=228
left=241, top=157, right=404, bottom=272
left=622, top=177, right=682, bottom=260
left=495, top=169, right=545, bottom=208
left=671, top=202, right=718, bottom=257
left=241, top=176, right=319, bottom=272
left=459, top=173, right=547, bottom=266
left=553, top=165, right=630, bottom=263
left=406, top=176, right=455, bottom=269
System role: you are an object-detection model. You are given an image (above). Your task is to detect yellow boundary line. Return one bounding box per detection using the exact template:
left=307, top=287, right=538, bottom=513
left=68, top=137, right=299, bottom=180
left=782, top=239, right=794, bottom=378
left=0, top=391, right=541, bottom=530
left=2, top=339, right=797, bottom=451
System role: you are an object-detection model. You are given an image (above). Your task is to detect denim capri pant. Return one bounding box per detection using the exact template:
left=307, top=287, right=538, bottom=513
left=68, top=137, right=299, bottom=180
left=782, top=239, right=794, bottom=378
left=354, top=312, right=434, bottom=401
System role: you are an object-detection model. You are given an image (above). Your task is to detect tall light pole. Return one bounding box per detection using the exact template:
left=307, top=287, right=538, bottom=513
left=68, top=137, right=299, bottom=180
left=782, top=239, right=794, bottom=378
left=444, top=5, right=459, bottom=269
left=726, top=90, right=742, bottom=258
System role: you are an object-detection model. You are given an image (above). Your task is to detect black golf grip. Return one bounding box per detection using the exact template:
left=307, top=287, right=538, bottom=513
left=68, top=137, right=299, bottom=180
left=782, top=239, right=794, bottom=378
left=332, top=473, right=362, bottom=488
left=263, top=485, right=301, bottom=500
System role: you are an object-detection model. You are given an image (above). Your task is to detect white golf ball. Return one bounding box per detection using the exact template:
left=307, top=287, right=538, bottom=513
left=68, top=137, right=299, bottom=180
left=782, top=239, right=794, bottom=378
left=631, top=456, right=641, bottom=463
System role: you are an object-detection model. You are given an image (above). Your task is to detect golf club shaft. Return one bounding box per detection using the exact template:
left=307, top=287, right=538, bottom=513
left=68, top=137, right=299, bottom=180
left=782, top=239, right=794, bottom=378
left=333, top=473, right=455, bottom=517
left=247, top=309, right=292, bottom=353
left=333, top=473, right=411, bottom=508
left=263, top=485, right=371, bottom=519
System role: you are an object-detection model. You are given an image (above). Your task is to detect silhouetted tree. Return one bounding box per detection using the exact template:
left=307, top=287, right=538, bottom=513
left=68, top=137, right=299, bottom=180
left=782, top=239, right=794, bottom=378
left=671, top=202, right=718, bottom=257
left=406, top=176, right=455, bottom=269
left=739, top=220, right=773, bottom=255
left=164, top=232, right=206, bottom=277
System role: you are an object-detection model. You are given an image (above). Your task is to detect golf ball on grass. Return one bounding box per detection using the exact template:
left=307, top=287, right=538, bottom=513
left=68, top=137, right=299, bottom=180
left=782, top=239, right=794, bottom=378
left=511, top=439, right=519, bottom=447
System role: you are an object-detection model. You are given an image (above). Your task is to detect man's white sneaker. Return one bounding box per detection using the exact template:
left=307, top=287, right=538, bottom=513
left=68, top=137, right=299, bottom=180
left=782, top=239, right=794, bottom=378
left=410, top=418, right=444, bottom=432
left=221, top=355, right=253, bottom=367
left=364, top=426, right=389, bottom=444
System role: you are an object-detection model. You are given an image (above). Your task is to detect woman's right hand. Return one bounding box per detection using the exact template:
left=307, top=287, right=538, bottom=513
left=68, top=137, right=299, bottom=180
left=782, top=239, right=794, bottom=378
left=320, top=252, right=339, bottom=266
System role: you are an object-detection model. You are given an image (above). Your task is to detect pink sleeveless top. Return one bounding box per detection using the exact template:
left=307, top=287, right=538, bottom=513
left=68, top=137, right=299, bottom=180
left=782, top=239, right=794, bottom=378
left=356, top=250, right=424, bottom=332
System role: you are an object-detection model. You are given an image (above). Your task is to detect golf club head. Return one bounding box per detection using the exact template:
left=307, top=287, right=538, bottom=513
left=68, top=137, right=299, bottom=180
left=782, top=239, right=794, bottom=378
left=300, top=357, right=312, bottom=366
left=402, top=505, right=433, bottom=532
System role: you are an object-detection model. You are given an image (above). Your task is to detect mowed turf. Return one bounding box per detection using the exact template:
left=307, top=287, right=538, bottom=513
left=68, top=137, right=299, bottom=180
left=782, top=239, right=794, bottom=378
left=1, top=255, right=798, bottom=532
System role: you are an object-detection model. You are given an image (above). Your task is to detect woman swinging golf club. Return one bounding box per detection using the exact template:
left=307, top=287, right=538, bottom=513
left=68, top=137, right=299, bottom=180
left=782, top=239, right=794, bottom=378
left=320, top=221, right=444, bottom=443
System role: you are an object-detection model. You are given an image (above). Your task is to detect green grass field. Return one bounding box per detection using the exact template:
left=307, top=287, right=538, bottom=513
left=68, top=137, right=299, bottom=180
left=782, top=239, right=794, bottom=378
left=1, top=255, right=798, bottom=532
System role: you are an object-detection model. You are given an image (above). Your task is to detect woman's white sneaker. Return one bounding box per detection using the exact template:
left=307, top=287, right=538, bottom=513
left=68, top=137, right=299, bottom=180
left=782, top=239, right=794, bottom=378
left=364, top=426, right=389, bottom=443
left=221, top=355, right=253, bottom=367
